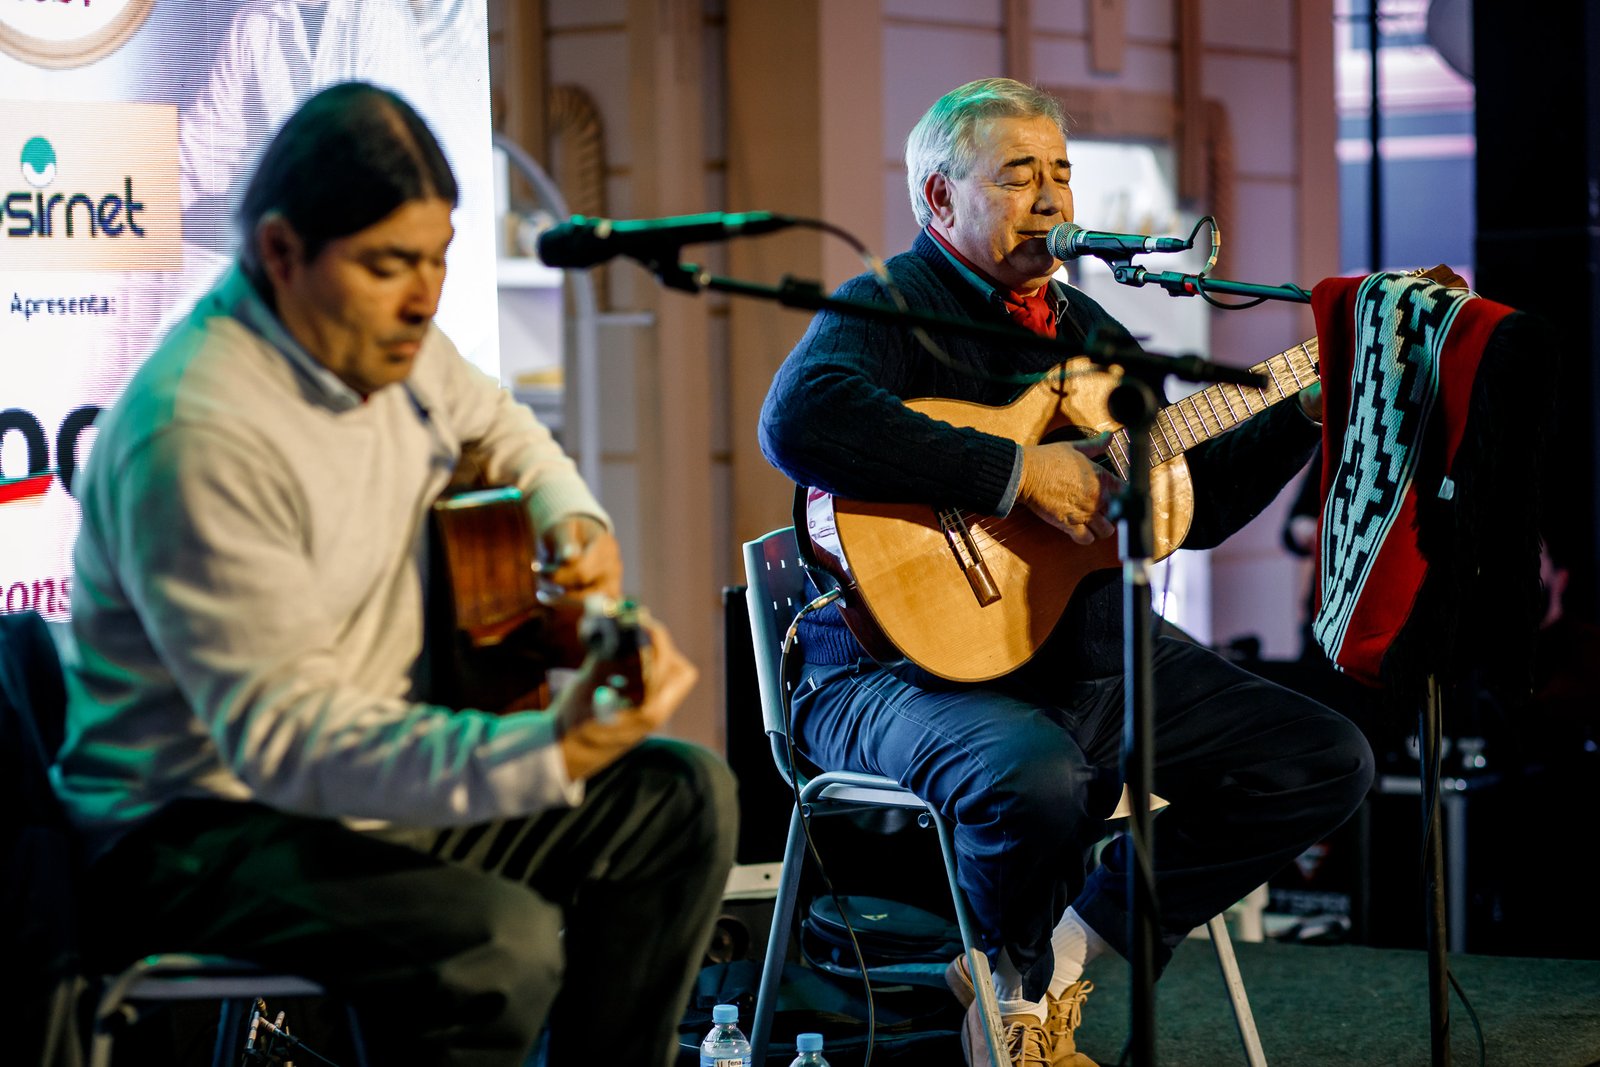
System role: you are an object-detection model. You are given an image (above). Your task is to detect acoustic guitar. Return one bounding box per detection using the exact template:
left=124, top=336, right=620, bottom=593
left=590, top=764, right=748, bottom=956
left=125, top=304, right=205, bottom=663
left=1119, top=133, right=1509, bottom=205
left=803, top=267, right=1459, bottom=684
left=425, top=486, right=647, bottom=714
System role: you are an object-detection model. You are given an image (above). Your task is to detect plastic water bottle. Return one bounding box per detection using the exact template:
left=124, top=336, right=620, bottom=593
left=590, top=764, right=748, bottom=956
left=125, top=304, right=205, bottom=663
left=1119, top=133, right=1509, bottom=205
left=788, top=1032, right=831, bottom=1066
left=700, top=1004, right=752, bottom=1067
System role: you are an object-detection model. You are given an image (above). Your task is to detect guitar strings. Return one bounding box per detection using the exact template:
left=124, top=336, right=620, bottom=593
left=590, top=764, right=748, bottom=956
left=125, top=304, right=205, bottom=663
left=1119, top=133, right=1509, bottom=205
left=921, top=343, right=1321, bottom=556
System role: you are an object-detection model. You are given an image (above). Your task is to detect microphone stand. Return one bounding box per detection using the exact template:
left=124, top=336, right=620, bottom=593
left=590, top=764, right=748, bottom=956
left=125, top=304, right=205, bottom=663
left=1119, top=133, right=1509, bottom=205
left=1098, top=256, right=1467, bottom=1067
left=640, top=256, right=1266, bottom=391
left=636, top=247, right=1270, bottom=1067
left=1118, top=259, right=1454, bottom=1067
left=1100, top=255, right=1465, bottom=1067
left=1088, top=254, right=1312, bottom=1066
left=1088, top=260, right=1313, bottom=305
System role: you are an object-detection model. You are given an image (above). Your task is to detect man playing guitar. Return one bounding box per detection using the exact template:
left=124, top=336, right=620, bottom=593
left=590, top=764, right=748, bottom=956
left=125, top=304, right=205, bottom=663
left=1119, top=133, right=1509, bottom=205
left=759, top=77, right=1374, bottom=1067
left=56, top=82, right=735, bottom=1066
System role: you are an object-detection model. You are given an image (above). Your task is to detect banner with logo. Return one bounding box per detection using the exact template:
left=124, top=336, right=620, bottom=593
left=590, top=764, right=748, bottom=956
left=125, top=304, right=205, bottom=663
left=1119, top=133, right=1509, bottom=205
left=0, top=0, right=496, bottom=620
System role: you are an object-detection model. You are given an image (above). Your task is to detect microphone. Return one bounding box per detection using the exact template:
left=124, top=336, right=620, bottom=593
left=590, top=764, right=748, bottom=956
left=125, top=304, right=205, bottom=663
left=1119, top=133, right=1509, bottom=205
left=1046, top=221, right=1189, bottom=261
left=536, top=211, right=798, bottom=268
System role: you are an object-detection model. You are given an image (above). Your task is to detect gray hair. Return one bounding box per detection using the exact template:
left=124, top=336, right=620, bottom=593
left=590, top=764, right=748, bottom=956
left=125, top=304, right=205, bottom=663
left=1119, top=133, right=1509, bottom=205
left=904, top=78, right=1068, bottom=228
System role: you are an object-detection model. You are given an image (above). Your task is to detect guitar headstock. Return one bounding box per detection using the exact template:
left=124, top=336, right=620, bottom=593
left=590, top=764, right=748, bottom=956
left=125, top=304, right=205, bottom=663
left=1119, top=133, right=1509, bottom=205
left=578, top=595, right=652, bottom=719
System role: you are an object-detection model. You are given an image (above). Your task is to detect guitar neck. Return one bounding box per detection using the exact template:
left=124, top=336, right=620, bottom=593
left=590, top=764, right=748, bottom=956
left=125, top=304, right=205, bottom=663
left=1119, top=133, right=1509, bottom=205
left=1104, top=339, right=1321, bottom=478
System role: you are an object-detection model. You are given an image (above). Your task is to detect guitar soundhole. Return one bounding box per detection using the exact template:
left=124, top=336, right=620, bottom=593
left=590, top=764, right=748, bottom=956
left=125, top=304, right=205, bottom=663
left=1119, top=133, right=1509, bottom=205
left=1038, top=424, right=1100, bottom=445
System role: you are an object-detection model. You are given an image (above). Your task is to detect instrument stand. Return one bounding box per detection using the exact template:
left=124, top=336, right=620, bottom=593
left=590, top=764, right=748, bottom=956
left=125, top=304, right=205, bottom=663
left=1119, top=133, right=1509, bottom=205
left=1420, top=676, right=1451, bottom=1067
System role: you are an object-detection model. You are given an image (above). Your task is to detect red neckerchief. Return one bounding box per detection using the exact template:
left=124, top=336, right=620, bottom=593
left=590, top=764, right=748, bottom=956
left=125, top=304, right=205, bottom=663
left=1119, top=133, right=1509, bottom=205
left=927, top=226, right=1057, bottom=338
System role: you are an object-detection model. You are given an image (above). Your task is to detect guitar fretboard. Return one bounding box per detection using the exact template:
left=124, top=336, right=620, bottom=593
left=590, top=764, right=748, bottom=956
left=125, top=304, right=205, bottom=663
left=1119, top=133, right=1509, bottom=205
left=1104, top=340, right=1321, bottom=479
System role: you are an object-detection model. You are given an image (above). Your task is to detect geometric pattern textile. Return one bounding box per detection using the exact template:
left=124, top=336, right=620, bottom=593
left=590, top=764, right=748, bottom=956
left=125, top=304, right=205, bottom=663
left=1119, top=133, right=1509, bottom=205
left=1310, top=271, right=1513, bottom=687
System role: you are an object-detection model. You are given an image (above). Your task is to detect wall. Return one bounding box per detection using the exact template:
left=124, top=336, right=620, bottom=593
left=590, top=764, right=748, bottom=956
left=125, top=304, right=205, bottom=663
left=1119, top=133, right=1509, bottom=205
left=491, top=0, right=732, bottom=748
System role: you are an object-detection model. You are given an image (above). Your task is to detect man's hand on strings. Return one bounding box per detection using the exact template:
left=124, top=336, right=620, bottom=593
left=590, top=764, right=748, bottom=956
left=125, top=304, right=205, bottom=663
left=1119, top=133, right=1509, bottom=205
left=540, top=515, right=624, bottom=599
left=1018, top=438, right=1123, bottom=545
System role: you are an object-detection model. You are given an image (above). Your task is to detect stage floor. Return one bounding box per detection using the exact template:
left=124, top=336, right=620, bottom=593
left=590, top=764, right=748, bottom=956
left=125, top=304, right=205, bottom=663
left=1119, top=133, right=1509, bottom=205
left=1071, top=937, right=1600, bottom=1067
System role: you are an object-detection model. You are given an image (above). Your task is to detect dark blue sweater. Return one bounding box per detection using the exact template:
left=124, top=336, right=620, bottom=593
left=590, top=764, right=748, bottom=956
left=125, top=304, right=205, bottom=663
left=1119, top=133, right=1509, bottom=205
left=758, top=230, right=1318, bottom=678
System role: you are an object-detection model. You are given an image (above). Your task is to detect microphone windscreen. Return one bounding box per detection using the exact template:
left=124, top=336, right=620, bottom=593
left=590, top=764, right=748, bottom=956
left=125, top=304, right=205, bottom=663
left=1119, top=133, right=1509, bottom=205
left=1045, top=222, right=1084, bottom=261
left=536, top=221, right=605, bottom=268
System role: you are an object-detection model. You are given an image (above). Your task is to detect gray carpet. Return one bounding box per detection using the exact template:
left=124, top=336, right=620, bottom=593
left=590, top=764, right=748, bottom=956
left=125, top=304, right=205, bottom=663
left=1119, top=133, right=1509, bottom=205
left=1074, top=939, right=1600, bottom=1067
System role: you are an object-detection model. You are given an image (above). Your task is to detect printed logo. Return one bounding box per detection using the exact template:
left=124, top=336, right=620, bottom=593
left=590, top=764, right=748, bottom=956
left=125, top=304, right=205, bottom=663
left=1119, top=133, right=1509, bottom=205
left=0, top=100, right=178, bottom=270
left=0, top=405, right=100, bottom=505
left=0, top=0, right=154, bottom=70
left=20, top=137, right=56, bottom=188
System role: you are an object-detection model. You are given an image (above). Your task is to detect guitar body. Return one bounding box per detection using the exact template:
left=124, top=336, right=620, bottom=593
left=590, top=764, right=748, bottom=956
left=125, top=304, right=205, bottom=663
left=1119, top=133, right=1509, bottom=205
left=426, top=487, right=646, bottom=714
left=816, top=358, right=1195, bottom=683
left=426, top=488, right=579, bottom=712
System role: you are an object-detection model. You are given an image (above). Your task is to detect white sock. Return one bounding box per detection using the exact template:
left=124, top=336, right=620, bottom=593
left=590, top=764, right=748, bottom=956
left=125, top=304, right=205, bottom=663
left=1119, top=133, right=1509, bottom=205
left=992, top=948, right=1047, bottom=1022
left=1047, top=907, right=1109, bottom=999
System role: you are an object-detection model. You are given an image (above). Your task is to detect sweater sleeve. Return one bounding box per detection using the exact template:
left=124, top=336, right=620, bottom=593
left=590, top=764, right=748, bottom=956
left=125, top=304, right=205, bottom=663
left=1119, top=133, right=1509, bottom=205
left=429, top=335, right=610, bottom=533
left=108, top=424, right=583, bottom=826
left=758, top=273, right=1022, bottom=514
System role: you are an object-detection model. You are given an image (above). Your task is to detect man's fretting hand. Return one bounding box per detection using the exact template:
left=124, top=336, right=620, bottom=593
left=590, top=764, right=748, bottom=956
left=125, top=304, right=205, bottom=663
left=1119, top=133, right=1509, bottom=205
left=1018, top=438, right=1122, bottom=545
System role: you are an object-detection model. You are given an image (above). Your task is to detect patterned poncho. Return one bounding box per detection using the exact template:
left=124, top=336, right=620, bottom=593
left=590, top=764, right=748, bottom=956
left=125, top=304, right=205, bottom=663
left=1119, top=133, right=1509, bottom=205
left=1311, top=271, right=1547, bottom=706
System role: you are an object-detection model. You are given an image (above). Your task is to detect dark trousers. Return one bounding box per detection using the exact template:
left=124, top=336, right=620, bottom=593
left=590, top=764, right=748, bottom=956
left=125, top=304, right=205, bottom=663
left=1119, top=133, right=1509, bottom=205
left=793, top=636, right=1374, bottom=1000
left=79, top=739, right=739, bottom=1066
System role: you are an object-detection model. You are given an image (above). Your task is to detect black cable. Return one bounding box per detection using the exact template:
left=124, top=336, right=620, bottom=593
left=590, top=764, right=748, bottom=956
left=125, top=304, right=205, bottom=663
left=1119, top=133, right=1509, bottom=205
left=775, top=587, right=883, bottom=1067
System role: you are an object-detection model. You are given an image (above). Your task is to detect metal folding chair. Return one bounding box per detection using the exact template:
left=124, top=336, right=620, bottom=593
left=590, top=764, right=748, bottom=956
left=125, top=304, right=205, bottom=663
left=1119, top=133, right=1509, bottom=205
left=741, top=527, right=1269, bottom=1067
left=742, top=527, right=1012, bottom=1065
left=91, top=954, right=369, bottom=1067
left=0, top=612, right=368, bottom=1067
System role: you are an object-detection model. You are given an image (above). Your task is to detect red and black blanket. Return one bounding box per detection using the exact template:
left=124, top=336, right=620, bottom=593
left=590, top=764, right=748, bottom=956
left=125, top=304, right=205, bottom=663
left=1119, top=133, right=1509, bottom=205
left=1310, top=271, right=1550, bottom=706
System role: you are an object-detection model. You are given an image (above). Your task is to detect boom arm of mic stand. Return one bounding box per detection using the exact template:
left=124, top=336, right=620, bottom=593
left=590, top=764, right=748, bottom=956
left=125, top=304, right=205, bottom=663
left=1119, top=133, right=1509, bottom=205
left=647, top=260, right=1268, bottom=389
left=1100, top=260, right=1312, bottom=304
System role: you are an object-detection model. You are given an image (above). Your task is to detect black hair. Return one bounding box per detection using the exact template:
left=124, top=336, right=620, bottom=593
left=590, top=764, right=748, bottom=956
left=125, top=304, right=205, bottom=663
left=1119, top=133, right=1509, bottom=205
left=236, top=81, right=459, bottom=278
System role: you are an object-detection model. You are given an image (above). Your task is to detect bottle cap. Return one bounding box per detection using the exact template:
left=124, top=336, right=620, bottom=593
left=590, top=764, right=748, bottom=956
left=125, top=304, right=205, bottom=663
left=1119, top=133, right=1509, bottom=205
left=797, top=1033, right=823, bottom=1052
left=712, top=1004, right=739, bottom=1024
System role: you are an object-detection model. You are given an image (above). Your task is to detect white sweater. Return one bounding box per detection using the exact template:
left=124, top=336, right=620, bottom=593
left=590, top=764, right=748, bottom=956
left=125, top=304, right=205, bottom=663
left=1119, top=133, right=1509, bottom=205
left=55, top=266, right=606, bottom=849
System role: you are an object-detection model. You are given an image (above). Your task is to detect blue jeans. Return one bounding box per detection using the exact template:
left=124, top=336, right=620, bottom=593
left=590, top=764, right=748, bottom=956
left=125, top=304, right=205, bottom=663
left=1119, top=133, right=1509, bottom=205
left=792, top=635, right=1374, bottom=1000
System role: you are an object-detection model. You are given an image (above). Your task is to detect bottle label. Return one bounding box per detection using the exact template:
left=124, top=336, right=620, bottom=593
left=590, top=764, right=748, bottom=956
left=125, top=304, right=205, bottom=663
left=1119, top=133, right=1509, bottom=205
left=700, top=1058, right=749, bottom=1067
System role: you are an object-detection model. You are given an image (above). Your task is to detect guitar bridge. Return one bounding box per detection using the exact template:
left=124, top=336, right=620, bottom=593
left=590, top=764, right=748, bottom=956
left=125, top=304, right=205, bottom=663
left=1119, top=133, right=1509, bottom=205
left=937, top=508, right=1002, bottom=607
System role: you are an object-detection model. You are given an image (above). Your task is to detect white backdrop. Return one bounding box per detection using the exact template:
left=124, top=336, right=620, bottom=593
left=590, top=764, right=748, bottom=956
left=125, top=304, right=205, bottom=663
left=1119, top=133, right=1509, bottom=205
left=0, top=0, right=497, bottom=621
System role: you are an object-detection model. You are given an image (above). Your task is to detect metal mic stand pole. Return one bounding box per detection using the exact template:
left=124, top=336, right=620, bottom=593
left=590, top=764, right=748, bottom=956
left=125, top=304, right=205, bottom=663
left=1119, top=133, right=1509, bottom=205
left=1090, top=259, right=1315, bottom=1066
left=1095, top=331, right=1163, bottom=1067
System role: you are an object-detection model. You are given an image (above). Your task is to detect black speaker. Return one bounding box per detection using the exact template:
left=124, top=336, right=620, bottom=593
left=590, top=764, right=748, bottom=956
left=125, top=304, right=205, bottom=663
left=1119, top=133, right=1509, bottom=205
left=704, top=895, right=781, bottom=967
left=1473, top=0, right=1600, bottom=619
